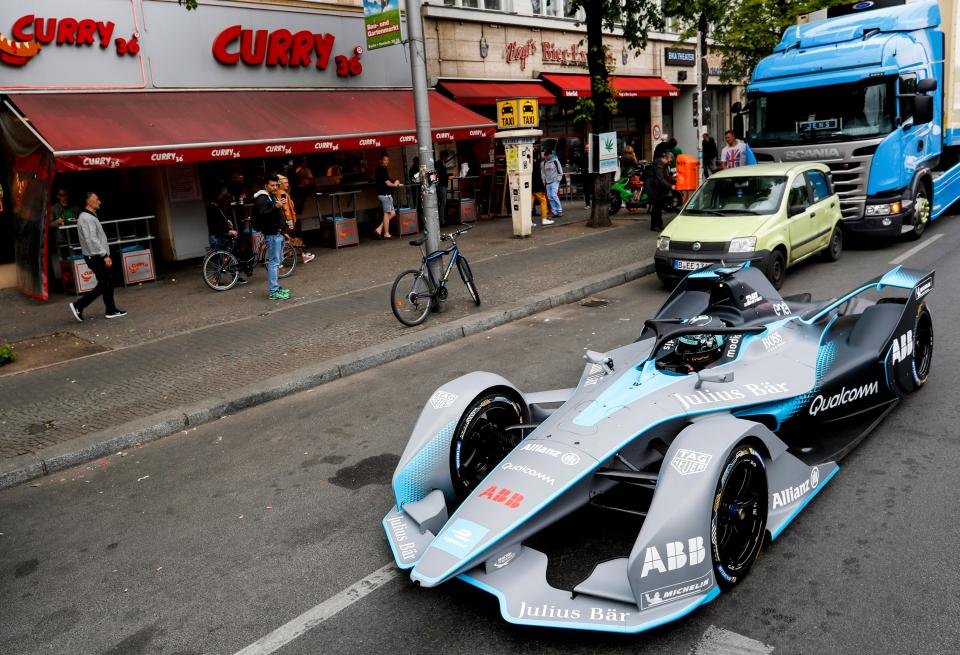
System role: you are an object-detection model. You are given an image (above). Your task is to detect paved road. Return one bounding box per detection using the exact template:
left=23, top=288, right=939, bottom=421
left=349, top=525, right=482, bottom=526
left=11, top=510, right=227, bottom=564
left=1, top=219, right=958, bottom=654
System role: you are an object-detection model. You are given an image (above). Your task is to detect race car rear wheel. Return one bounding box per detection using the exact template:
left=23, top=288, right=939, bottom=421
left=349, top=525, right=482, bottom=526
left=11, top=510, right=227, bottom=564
left=711, top=445, right=768, bottom=591
left=895, top=303, right=933, bottom=393
left=450, top=391, right=525, bottom=502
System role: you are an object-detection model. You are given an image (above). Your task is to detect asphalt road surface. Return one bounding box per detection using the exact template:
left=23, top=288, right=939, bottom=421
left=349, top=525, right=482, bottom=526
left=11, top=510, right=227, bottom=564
left=3, top=222, right=959, bottom=655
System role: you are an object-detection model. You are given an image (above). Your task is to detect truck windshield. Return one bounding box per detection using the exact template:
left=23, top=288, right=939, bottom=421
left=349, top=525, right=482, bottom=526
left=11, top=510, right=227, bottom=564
left=748, top=78, right=896, bottom=147
left=685, top=176, right=788, bottom=215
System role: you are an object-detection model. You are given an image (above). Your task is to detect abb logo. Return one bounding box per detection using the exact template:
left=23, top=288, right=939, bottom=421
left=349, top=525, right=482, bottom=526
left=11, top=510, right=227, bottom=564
left=477, top=486, right=524, bottom=509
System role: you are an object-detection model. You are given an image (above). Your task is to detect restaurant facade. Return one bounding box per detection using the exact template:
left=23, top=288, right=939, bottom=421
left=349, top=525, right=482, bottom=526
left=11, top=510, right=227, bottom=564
left=0, top=0, right=496, bottom=298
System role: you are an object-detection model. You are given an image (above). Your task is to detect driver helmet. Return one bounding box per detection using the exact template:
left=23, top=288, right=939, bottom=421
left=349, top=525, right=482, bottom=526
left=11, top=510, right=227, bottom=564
left=676, top=315, right=726, bottom=369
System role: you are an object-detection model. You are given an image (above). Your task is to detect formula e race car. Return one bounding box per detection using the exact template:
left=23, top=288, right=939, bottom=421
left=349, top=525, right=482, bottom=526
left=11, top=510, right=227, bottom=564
left=382, top=263, right=934, bottom=633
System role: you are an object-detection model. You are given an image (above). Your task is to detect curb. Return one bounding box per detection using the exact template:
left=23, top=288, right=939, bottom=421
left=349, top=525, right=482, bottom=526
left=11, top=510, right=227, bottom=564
left=0, top=259, right=656, bottom=490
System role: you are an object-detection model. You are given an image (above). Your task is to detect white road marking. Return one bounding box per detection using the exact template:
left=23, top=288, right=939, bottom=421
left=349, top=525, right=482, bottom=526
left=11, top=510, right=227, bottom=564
left=233, top=564, right=399, bottom=655
left=692, top=625, right=775, bottom=655
left=889, top=233, right=943, bottom=265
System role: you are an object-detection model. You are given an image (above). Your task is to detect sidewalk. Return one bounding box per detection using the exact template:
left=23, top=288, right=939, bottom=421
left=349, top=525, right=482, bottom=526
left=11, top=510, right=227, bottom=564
left=0, top=207, right=665, bottom=486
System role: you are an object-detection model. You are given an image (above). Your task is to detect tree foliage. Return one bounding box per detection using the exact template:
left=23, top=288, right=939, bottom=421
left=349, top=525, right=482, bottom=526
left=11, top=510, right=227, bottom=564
left=178, top=0, right=199, bottom=10
left=663, top=0, right=848, bottom=84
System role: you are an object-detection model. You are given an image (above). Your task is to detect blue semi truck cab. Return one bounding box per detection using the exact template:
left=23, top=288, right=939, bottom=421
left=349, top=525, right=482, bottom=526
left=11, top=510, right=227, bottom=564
left=746, top=0, right=960, bottom=239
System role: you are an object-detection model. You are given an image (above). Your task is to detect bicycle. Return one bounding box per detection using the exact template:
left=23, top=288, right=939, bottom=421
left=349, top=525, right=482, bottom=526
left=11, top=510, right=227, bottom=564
left=202, top=219, right=297, bottom=291
left=390, top=225, right=480, bottom=326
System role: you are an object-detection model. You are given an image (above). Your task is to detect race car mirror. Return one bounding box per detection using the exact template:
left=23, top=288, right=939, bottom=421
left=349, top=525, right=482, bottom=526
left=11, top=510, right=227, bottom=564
left=584, top=350, right=614, bottom=373
left=694, top=370, right=734, bottom=390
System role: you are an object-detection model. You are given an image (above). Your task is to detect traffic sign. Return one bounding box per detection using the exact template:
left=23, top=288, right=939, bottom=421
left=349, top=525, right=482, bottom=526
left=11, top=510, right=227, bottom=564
left=497, top=99, right=520, bottom=129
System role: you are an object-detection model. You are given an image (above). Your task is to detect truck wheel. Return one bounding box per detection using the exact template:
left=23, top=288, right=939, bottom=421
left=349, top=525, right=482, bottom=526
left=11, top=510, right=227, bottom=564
left=904, top=187, right=930, bottom=241
left=821, top=225, right=842, bottom=262
left=711, top=445, right=768, bottom=590
left=765, top=249, right=786, bottom=290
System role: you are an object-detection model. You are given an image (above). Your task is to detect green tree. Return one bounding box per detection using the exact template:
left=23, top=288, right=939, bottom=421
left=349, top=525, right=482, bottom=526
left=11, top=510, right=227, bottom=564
left=567, top=0, right=665, bottom=227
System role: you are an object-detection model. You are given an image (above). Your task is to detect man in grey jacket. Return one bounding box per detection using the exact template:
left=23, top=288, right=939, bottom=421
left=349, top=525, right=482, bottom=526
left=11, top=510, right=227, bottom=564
left=69, top=192, right=126, bottom=321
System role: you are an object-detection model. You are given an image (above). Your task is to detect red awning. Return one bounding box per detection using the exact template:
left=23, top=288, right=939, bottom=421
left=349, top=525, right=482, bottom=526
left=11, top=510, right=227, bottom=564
left=5, top=90, right=496, bottom=172
left=437, top=80, right=556, bottom=105
left=540, top=74, right=680, bottom=99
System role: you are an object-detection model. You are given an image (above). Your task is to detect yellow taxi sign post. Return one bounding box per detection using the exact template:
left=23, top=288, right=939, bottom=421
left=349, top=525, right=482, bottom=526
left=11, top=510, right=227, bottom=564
left=497, top=99, right=520, bottom=129
left=518, top=98, right=539, bottom=127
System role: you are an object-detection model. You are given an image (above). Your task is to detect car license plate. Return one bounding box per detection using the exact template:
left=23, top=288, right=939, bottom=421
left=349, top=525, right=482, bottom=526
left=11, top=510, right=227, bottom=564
left=674, top=260, right=711, bottom=271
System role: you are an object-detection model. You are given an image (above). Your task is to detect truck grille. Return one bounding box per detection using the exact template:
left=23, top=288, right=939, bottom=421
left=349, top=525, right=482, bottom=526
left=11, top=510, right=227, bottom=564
left=670, top=241, right=726, bottom=253
left=825, top=159, right=870, bottom=220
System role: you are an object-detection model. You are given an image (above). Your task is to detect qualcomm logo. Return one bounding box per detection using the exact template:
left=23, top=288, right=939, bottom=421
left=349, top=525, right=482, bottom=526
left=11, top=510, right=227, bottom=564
left=891, top=330, right=913, bottom=365
left=808, top=381, right=879, bottom=416
left=501, top=462, right=555, bottom=486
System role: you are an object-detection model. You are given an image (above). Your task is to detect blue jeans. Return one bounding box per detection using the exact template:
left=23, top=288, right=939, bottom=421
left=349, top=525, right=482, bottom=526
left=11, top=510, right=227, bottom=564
left=266, top=234, right=284, bottom=293
left=545, top=181, right=562, bottom=216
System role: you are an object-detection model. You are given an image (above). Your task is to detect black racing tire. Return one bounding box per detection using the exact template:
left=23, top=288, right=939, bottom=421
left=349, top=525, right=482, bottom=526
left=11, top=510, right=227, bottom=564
left=904, top=185, right=930, bottom=242
left=894, top=302, right=934, bottom=394
left=457, top=256, right=481, bottom=306
left=609, top=194, right=622, bottom=216
left=711, top=445, right=768, bottom=591
left=390, top=269, right=434, bottom=327
left=765, top=249, right=786, bottom=290
left=450, top=391, right=526, bottom=501
left=202, top=250, right=240, bottom=291
left=821, top=224, right=843, bottom=262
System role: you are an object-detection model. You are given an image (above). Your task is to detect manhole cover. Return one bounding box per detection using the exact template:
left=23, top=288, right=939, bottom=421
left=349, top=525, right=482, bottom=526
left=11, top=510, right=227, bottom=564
left=580, top=297, right=609, bottom=308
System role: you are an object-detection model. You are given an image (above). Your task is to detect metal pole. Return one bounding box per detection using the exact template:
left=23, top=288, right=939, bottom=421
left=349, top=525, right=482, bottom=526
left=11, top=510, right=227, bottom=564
left=404, top=0, right=442, bottom=278
left=697, top=13, right=707, bottom=184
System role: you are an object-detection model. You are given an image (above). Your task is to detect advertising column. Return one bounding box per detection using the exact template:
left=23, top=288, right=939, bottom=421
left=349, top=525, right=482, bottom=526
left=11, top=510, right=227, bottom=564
left=494, top=99, right=541, bottom=238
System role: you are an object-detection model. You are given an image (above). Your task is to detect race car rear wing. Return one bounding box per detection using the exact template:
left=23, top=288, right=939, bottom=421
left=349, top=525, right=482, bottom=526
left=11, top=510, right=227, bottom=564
left=801, top=266, right=934, bottom=324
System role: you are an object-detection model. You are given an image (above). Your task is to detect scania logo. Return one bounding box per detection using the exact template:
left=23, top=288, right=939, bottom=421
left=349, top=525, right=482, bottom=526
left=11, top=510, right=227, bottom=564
left=783, top=147, right=841, bottom=161
left=399, top=135, right=417, bottom=143
left=692, top=242, right=701, bottom=251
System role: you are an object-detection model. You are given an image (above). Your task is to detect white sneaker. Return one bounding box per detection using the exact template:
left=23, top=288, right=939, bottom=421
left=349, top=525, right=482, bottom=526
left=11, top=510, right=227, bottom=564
left=542, top=218, right=555, bottom=225
left=302, top=253, right=316, bottom=263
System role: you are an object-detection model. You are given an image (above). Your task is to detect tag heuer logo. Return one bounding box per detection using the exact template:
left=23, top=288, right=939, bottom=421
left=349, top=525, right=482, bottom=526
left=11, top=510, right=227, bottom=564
left=671, top=449, right=712, bottom=475
left=692, top=242, right=702, bottom=251
left=429, top=390, right=459, bottom=409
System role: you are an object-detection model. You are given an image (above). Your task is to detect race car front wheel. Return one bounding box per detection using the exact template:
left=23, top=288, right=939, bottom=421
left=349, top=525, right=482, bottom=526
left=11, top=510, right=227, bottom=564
left=711, top=445, right=768, bottom=591
left=450, top=391, right=525, bottom=502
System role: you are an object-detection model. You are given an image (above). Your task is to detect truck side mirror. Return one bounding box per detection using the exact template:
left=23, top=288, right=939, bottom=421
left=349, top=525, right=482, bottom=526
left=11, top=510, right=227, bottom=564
left=916, top=78, right=937, bottom=93
left=914, top=95, right=934, bottom=124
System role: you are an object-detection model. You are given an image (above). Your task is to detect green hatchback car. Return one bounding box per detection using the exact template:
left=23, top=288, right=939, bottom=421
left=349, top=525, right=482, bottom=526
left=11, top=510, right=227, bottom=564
left=654, top=162, right=843, bottom=289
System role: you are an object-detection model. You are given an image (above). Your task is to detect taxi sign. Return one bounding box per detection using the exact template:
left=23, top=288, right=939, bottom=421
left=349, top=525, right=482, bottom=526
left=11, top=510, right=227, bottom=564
left=497, top=99, right=520, bottom=129
left=518, top=98, right=539, bottom=127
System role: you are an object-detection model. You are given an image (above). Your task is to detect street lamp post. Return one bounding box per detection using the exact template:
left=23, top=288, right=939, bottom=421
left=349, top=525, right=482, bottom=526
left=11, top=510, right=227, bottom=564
left=404, top=0, right=442, bottom=281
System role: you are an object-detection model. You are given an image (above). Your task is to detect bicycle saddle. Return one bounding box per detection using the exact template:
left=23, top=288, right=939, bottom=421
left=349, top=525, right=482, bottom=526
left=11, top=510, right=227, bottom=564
left=410, top=237, right=427, bottom=246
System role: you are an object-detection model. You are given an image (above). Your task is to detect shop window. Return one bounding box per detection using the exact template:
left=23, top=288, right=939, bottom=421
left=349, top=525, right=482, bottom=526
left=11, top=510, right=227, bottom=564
left=445, top=0, right=508, bottom=10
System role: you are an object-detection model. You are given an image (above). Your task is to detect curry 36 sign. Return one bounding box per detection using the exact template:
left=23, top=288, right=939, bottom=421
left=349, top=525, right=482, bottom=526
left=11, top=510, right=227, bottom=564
left=0, top=0, right=411, bottom=90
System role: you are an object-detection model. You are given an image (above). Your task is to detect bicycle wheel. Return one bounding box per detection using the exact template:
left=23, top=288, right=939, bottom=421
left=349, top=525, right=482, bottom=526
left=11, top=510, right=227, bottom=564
left=391, top=269, right=435, bottom=326
left=279, top=242, right=297, bottom=278
left=457, top=256, right=481, bottom=306
left=202, top=250, right=240, bottom=291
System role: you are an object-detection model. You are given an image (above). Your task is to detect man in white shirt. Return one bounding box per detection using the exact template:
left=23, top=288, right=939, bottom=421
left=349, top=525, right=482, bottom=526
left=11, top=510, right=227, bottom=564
left=69, top=192, right=126, bottom=321
left=720, top=130, right=747, bottom=169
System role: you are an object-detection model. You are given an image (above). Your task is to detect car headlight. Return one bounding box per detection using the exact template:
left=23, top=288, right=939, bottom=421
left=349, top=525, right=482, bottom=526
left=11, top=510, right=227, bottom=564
left=728, top=236, right=756, bottom=253
left=657, top=236, right=670, bottom=252
left=865, top=201, right=902, bottom=216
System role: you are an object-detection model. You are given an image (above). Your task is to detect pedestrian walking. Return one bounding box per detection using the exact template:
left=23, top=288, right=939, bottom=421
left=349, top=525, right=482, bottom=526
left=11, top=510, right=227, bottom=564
left=531, top=154, right=551, bottom=226
left=254, top=175, right=291, bottom=300
left=541, top=149, right=564, bottom=219
left=702, top=132, right=719, bottom=176
left=720, top=130, right=747, bottom=169
left=374, top=153, right=401, bottom=239
left=277, top=174, right=315, bottom=264
left=575, top=147, right=592, bottom=208
left=436, top=150, right=450, bottom=227
left=68, top=192, right=126, bottom=321
left=645, top=151, right=674, bottom=232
